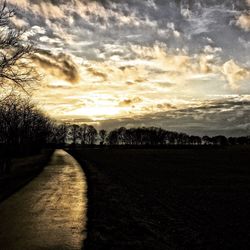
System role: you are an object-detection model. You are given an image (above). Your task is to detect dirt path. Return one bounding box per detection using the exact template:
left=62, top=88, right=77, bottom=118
left=0, top=149, right=87, bottom=250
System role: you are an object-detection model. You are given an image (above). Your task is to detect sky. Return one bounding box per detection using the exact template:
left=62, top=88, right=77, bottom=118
left=7, top=0, right=250, bottom=136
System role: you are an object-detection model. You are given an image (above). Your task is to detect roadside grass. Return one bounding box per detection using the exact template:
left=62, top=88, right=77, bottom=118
left=0, top=149, right=54, bottom=202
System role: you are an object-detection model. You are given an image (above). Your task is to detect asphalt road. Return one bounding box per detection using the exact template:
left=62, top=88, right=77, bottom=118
left=0, top=149, right=87, bottom=250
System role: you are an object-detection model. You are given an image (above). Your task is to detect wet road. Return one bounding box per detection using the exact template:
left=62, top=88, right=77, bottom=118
left=0, top=149, right=87, bottom=250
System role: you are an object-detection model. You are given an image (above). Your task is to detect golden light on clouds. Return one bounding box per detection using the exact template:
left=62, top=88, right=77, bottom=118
left=33, top=42, right=250, bottom=121
left=236, top=14, right=250, bottom=32
left=68, top=106, right=120, bottom=120
left=7, top=0, right=250, bottom=135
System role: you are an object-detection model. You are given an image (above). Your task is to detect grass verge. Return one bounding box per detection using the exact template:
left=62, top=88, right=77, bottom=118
left=0, top=149, right=54, bottom=202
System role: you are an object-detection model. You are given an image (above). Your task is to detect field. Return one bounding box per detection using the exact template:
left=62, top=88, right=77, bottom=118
left=71, top=146, right=250, bottom=250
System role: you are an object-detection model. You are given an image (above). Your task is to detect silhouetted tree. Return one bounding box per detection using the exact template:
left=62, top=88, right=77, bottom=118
left=80, top=124, right=89, bottom=145
left=211, top=135, right=228, bottom=146
left=176, top=132, right=189, bottom=145
left=99, top=129, right=107, bottom=145
left=0, top=1, right=39, bottom=93
left=0, top=94, right=53, bottom=173
left=48, top=123, right=68, bottom=145
left=202, top=135, right=212, bottom=145
left=228, top=137, right=237, bottom=145
left=166, top=131, right=179, bottom=145
left=104, top=127, right=207, bottom=146
left=0, top=94, right=52, bottom=145
left=75, top=124, right=98, bottom=145
left=117, top=127, right=127, bottom=144
left=237, top=136, right=249, bottom=145
left=68, top=124, right=80, bottom=145
left=189, top=135, right=201, bottom=145
left=107, top=129, right=119, bottom=145
left=86, top=125, right=97, bottom=144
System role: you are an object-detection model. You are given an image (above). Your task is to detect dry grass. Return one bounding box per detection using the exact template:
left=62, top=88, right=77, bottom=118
left=0, top=149, right=53, bottom=202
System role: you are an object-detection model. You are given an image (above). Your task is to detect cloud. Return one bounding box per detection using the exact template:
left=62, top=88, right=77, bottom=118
left=156, top=103, right=176, bottom=109
left=203, top=45, right=222, bottom=54
left=11, top=15, right=29, bottom=28
left=31, top=50, right=80, bottom=83
left=130, top=42, right=250, bottom=90
left=5, top=0, right=250, bottom=136
left=86, top=66, right=108, bottom=81
left=9, top=0, right=66, bottom=20
left=63, top=96, right=250, bottom=136
left=222, top=60, right=250, bottom=89
left=119, top=97, right=142, bottom=107
left=236, top=13, right=250, bottom=32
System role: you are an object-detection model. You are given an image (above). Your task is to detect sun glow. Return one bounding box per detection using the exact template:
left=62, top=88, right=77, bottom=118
left=68, top=106, right=120, bottom=119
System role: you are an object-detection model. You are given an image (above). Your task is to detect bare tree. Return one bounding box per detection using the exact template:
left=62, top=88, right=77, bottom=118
left=86, top=125, right=97, bottom=145
left=47, top=123, right=68, bottom=145
left=106, top=129, right=119, bottom=145
left=0, top=1, right=39, bottom=94
left=0, top=94, right=52, bottom=145
left=69, top=124, right=80, bottom=145
left=79, top=124, right=98, bottom=145
left=0, top=94, right=53, bottom=174
left=99, top=129, right=107, bottom=145
left=55, top=124, right=68, bottom=145
left=80, top=124, right=89, bottom=145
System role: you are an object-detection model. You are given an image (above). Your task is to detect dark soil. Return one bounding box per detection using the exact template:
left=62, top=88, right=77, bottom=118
left=71, top=146, right=250, bottom=250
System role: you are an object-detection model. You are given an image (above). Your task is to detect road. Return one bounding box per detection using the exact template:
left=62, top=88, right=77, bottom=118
left=0, top=149, right=87, bottom=250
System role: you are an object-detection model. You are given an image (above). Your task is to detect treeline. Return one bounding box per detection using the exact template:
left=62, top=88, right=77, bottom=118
left=1, top=94, right=250, bottom=175
left=0, top=95, right=53, bottom=156
left=0, top=95, right=52, bottom=174
left=54, top=124, right=250, bottom=147
left=1, top=96, right=250, bottom=151
left=0, top=95, right=98, bottom=156
left=98, top=127, right=250, bottom=146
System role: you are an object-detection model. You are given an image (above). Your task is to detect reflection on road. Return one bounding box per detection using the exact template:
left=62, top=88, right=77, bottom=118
left=0, top=149, right=87, bottom=250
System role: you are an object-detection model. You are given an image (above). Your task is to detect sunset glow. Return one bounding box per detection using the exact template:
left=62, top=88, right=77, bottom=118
left=7, top=0, right=250, bottom=135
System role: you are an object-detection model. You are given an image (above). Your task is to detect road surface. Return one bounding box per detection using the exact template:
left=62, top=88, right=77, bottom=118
left=0, top=149, right=87, bottom=250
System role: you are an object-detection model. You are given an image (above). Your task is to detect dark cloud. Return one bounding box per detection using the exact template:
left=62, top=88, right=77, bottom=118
left=31, top=50, right=80, bottom=83
left=156, top=103, right=176, bottom=109
left=65, top=98, right=250, bottom=136
left=119, top=97, right=142, bottom=107
left=86, top=67, right=108, bottom=80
